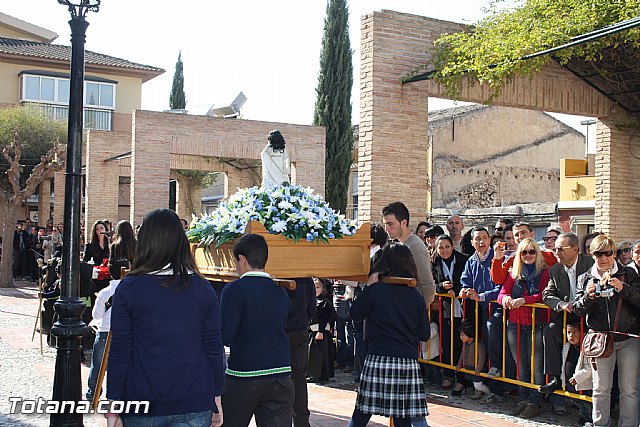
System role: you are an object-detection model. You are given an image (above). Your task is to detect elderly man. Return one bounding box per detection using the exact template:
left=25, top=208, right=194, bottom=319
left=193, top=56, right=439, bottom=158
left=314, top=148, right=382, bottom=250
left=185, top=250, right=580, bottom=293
left=539, top=233, right=593, bottom=397
left=447, top=215, right=464, bottom=253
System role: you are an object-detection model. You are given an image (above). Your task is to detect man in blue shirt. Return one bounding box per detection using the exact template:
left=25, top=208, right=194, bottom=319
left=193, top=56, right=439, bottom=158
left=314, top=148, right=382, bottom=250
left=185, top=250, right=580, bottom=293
left=460, top=226, right=504, bottom=402
left=221, top=233, right=294, bottom=425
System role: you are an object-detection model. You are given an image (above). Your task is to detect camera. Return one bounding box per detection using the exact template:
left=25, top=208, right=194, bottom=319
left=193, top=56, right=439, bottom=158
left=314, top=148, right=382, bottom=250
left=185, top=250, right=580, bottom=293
left=594, top=278, right=615, bottom=298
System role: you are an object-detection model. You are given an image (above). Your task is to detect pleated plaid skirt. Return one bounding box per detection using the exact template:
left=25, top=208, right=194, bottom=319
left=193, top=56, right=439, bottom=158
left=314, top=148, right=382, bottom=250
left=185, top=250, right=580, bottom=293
left=355, top=354, right=428, bottom=418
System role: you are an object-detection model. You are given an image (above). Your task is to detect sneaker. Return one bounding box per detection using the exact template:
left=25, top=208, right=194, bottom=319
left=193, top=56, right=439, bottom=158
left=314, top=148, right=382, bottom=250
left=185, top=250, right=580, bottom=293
left=510, top=400, right=528, bottom=416
left=486, top=367, right=502, bottom=378
left=471, top=390, right=484, bottom=400
left=519, top=403, right=540, bottom=419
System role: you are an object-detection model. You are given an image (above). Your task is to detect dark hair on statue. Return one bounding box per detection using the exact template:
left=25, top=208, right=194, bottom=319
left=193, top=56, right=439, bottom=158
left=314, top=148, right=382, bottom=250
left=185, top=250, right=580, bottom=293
left=374, top=242, right=417, bottom=279
left=268, top=130, right=286, bottom=152
left=233, top=233, right=268, bottom=269
left=127, top=209, right=202, bottom=290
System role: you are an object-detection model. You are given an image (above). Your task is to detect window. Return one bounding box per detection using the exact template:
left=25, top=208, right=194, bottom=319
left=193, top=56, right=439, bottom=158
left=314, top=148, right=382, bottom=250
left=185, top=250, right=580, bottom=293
left=85, top=81, right=115, bottom=108
left=21, top=74, right=115, bottom=109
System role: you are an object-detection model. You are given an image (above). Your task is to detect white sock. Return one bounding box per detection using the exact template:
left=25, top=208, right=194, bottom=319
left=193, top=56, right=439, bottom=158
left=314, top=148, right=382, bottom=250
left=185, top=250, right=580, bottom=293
left=473, top=381, right=490, bottom=394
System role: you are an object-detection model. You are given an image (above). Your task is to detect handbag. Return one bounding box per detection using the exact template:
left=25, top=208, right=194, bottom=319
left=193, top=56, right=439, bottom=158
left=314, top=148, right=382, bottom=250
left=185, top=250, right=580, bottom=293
left=582, top=294, right=622, bottom=364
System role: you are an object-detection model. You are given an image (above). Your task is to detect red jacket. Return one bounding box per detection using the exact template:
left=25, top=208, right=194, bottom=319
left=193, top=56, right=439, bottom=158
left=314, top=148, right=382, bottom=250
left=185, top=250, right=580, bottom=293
left=498, top=268, right=549, bottom=325
left=491, top=250, right=556, bottom=285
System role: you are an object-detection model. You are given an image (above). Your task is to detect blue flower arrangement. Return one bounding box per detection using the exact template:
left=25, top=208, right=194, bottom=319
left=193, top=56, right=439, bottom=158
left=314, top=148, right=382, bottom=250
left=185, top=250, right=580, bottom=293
left=187, top=184, right=358, bottom=247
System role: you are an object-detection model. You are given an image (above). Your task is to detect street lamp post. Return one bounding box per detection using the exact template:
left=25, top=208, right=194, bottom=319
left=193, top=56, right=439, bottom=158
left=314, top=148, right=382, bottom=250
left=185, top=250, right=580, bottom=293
left=580, top=119, right=597, bottom=159
left=51, top=1, right=100, bottom=426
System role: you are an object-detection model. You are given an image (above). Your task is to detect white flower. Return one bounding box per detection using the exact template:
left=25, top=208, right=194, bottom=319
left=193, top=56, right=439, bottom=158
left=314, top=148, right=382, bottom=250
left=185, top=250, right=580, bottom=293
left=339, top=222, right=352, bottom=235
left=271, top=220, right=287, bottom=233
left=278, top=200, right=293, bottom=210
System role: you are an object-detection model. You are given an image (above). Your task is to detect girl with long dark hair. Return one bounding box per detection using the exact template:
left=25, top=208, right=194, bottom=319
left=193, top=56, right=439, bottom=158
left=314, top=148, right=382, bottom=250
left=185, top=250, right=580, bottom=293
left=106, top=209, right=224, bottom=427
left=348, top=243, right=430, bottom=427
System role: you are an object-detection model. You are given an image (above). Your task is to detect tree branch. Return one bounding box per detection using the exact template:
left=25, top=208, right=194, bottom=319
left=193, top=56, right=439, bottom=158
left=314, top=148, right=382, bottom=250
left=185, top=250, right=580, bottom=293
left=2, top=130, right=23, bottom=201
left=19, top=140, right=66, bottom=206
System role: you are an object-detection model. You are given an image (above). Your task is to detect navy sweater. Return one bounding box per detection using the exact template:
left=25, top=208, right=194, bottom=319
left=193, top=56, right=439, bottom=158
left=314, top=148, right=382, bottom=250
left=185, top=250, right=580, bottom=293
left=286, top=277, right=316, bottom=332
left=350, top=281, right=430, bottom=359
left=107, top=273, right=224, bottom=416
left=221, top=273, right=292, bottom=378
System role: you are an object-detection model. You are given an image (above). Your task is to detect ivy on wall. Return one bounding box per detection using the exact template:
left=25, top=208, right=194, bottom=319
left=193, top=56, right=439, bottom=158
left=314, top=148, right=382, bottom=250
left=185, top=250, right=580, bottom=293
left=428, top=0, right=640, bottom=99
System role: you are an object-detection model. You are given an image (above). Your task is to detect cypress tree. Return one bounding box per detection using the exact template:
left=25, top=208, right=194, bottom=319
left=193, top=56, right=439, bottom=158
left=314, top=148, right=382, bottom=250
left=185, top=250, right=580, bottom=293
left=169, top=51, right=186, bottom=110
left=313, top=0, right=353, bottom=215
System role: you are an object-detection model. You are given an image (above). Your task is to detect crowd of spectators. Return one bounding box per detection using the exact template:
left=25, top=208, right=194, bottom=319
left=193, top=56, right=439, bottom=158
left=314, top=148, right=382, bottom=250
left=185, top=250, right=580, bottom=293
left=311, top=210, right=640, bottom=427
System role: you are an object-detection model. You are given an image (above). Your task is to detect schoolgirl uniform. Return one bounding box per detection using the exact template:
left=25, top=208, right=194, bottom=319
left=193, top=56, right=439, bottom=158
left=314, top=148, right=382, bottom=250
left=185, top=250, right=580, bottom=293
left=349, top=280, right=430, bottom=424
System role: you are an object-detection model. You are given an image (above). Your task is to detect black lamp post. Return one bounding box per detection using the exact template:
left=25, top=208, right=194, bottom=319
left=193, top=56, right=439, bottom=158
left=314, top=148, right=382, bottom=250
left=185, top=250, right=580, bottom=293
left=51, top=1, right=100, bottom=426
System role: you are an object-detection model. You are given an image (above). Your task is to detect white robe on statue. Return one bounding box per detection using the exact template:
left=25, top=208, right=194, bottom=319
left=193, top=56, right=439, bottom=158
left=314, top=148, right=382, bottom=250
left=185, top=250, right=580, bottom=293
left=261, top=144, right=290, bottom=188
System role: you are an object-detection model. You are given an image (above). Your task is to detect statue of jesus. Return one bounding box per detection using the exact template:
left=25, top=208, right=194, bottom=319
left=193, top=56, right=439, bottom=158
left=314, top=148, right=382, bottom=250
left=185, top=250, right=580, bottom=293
left=261, top=130, right=291, bottom=188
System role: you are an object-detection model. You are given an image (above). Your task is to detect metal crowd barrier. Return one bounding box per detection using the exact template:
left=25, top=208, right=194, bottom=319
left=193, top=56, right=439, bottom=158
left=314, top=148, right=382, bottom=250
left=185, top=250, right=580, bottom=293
left=419, top=293, right=592, bottom=403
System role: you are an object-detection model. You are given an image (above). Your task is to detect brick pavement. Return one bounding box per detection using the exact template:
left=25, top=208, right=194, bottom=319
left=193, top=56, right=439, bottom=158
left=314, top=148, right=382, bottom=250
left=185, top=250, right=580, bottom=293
left=1, top=282, right=576, bottom=426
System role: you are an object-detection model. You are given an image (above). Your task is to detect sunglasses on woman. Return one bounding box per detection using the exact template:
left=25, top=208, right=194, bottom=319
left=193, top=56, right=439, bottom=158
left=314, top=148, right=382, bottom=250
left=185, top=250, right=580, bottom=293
left=520, top=249, right=537, bottom=256
left=593, top=250, right=614, bottom=258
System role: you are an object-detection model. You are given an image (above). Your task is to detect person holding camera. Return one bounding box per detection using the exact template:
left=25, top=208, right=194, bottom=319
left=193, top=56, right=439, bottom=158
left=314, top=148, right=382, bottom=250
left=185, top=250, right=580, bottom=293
left=539, top=233, right=593, bottom=401
left=574, top=234, right=640, bottom=427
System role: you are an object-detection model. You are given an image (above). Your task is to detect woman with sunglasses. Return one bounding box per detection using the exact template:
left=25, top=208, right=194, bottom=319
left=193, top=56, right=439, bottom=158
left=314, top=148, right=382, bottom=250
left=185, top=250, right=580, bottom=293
left=497, top=238, right=549, bottom=419
left=574, top=234, right=640, bottom=427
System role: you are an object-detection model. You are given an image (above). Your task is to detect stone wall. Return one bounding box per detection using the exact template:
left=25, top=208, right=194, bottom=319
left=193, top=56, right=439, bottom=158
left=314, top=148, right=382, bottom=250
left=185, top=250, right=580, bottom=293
left=430, top=106, right=585, bottom=210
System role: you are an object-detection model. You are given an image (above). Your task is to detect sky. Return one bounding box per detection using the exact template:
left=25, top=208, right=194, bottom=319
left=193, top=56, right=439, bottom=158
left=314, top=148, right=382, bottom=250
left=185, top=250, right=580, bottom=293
left=3, top=0, right=595, bottom=150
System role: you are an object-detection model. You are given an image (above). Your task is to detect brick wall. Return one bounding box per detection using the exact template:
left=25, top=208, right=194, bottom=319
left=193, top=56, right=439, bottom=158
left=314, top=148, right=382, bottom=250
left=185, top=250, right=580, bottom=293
left=87, top=110, right=327, bottom=226
left=359, top=10, right=634, bottom=240
left=359, top=11, right=435, bottom=224
left=595, top=110, right=640, bottom=242
left=85, top=130, right=131, bottom=235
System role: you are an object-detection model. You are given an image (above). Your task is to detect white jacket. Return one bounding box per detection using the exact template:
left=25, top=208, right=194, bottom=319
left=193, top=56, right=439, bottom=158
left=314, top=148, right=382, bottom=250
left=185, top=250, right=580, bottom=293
left=562, top=342, right=593, bottom=391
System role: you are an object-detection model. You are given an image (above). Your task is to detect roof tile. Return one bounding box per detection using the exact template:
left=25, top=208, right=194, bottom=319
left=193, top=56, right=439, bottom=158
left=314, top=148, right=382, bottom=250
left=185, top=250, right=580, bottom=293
left=0, top=37, right=164, bottom=73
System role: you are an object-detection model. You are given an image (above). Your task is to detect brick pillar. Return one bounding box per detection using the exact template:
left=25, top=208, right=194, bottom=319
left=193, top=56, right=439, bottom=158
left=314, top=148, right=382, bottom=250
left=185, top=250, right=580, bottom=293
left=85, top=130, right=122, bottom=235
left=130, top=112, right=171, bottom=226
left=594, top=111, right=640, bottom=241
left=38, top=179, right=51, bottom=226
left=358, top=11, right=433, bottom=224
left=224, top=167, right=259, bottom=198
left=53, top=171, right=65, bottom=225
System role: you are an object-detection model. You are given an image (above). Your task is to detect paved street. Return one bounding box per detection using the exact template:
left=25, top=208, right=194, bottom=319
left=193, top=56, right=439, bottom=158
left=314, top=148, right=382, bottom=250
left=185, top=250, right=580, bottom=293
left=1, top=282, right=579, bottom=426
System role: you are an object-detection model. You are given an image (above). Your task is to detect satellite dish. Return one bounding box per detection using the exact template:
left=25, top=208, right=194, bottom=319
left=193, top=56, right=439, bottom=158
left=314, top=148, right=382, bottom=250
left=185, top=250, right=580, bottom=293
left=211, top=91, right=247, bottom=118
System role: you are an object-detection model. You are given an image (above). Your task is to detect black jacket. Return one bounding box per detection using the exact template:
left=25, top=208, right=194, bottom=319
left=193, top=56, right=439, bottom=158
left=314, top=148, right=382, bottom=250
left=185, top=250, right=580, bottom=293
left=574, top=262, right=640, bottom=341
left=433, top=250, right=468, bottom=318
left=543, top=254, right=594, bottom=318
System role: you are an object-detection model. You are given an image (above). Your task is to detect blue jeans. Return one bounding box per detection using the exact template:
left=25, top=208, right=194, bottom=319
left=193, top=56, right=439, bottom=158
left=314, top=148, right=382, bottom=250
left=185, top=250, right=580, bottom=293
left=86, top=331, right=109, bottom=401
left=591, top=338, right=640, bottom=427
left=122, top=410, right=213, bottom=427
left=507, top=323, right=544, bottom=404
left=335, top=317, right=354, bottom=368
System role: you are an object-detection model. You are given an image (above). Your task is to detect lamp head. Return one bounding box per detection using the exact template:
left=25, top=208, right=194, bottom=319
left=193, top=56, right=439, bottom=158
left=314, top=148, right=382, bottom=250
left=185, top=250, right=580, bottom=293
left=58, top=0, right=100, bottom=17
